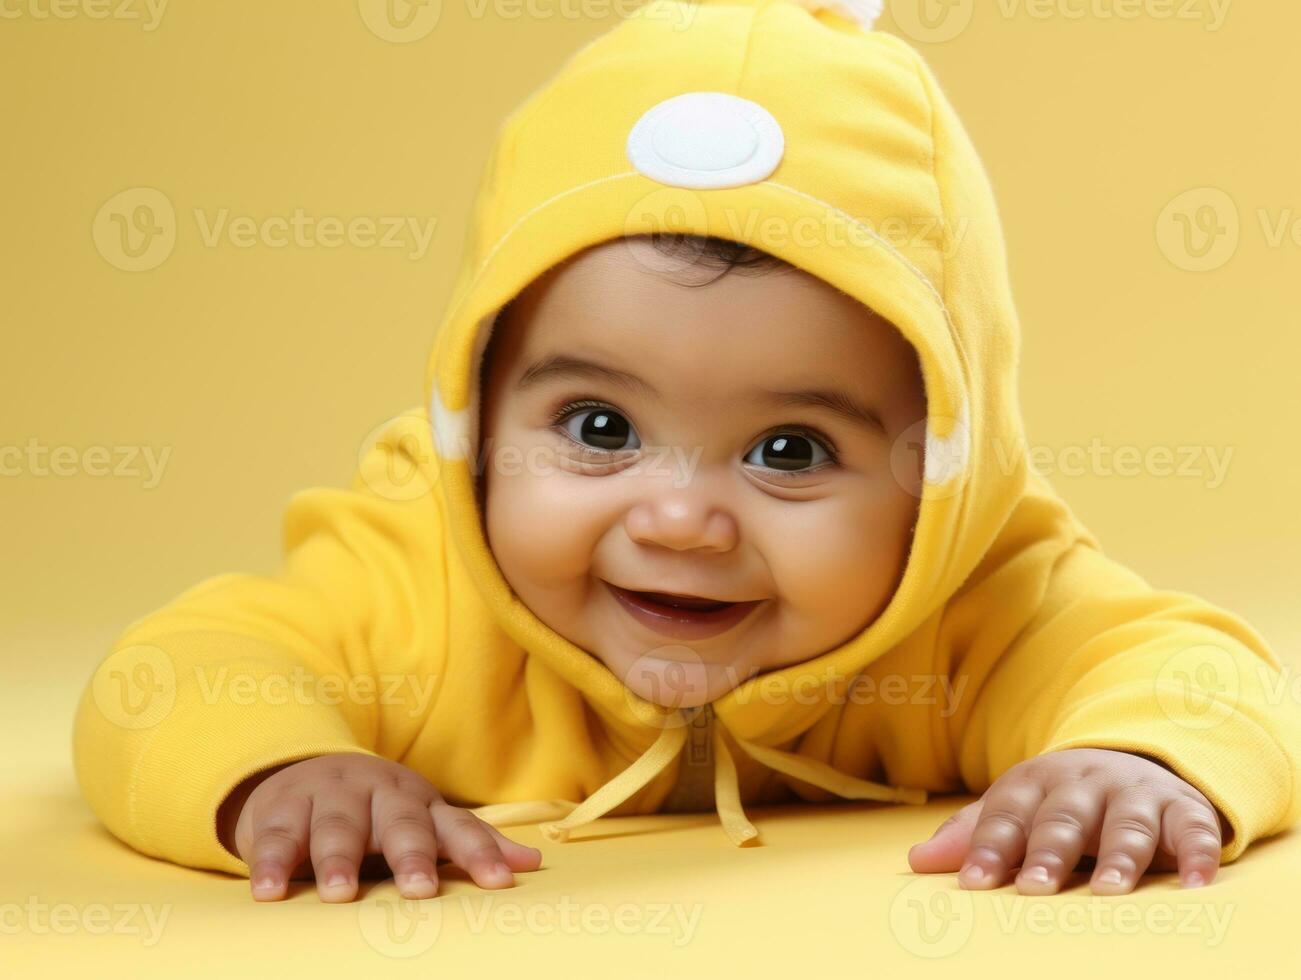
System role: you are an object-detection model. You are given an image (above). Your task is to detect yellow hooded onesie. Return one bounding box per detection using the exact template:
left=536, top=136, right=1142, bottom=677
left=73, top=0, right=1301, bottom=878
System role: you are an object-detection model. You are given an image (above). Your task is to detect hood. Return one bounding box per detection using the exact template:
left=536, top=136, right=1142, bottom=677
left=422, top=0, right=1029, bottom=844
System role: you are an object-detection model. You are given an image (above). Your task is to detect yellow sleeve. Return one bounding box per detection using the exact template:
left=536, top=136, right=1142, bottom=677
left=947, top=476, right=1301, bottom=864
left=71, top=411, right=449, bottom=877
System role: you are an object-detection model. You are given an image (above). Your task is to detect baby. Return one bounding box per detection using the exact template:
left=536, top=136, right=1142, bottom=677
left=74, top=0, right=1301, bottom=905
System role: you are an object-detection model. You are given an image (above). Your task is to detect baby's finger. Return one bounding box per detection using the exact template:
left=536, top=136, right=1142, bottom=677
left=1014, top=782, right=1105, bottom=895
left=373, top=787, right=441, bottom=900
left=908, top=800, right=983, bottom=873
left=1088, top=788, right=1164, bottom=895
left=1163, top=795, right=1222, bottom=888
left=960, top=778, right=1047, bottom=889
left=430, top=803, right=517, bottom=889
left=308, top=790, right=371, bottom=903
left=246, top=794, right=311, bottom=902
left=481, top=822, right=544, bottom=872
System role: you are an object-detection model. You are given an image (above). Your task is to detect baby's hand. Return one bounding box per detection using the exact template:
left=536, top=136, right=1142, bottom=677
left=218, top=753, right=543, bottom=903
left=907, top=748, right=1227, bottom=895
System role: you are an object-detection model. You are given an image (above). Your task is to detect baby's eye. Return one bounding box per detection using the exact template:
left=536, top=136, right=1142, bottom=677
left=558, top=404, right=642, bottom=452
left=743, top=432, right=834, bottom=472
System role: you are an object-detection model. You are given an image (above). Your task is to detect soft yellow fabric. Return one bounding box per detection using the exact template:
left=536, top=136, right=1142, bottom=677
left=72, top=0, right=1301, bottom=878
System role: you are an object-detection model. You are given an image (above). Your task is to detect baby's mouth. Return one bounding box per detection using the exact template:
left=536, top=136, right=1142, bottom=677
left=601, top=581, right=763, bottom=641
left=626, top=589, right=732, bottom=612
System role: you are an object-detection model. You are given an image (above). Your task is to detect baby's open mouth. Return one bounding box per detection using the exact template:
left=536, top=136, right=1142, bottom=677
left=626, top=589, right=732, bottom=612
left=602, top=581, right=763, bottom=641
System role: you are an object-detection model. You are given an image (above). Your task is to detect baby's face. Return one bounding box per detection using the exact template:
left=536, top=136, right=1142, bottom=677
left=479, top=237, right=927, bottom=707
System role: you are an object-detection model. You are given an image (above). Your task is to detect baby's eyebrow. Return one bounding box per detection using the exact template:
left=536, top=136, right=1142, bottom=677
left=758, top=387, right=889, bottom=438
left=515, top=353, right=661, bottom=399
left=515, top=352, right=887, bottom=437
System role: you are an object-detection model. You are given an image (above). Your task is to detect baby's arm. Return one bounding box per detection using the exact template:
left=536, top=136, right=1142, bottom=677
left=908, top=477, right=1301, bottom=894
left=72, top=412, right=522, bottom=899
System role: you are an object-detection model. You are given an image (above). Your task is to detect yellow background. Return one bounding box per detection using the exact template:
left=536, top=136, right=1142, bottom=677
left=3, top=0, right=1299, bottom=974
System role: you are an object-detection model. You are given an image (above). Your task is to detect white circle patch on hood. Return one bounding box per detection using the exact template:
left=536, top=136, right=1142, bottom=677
left=626, top=92, right=785, bottom=190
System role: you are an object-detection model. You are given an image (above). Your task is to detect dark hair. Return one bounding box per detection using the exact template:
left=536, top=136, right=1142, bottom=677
left=639, top=231, right=793, bottom=286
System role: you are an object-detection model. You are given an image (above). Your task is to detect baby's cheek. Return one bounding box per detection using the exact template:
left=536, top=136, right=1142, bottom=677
left=763, top=494, right=908, bottom=645
left=484, top=465, right=613, bottom=588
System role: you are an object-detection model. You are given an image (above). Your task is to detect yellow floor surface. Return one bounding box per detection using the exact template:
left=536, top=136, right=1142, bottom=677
left=5, top=764, right=1298, bottom=977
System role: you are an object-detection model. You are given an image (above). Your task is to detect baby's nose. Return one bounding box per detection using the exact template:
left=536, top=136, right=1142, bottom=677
left=624, top=493, right=739, bottom=553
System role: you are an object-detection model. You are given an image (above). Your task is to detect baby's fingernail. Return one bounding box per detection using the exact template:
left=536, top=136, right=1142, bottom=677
left=493, top=862, right=513, bottom=881
left=960, top=863, right=985, bottom=882
left=1098, top=868, right=1124, bottom=885
left=1020, top=865, right=1050, bottom=883
left=1183, top=871, right=1205, bottom=888
left=326, top=873, right=349, bottom=888
left=398, top=872, right=434, bottom=891
left=253, top=877, right=278, bottom=892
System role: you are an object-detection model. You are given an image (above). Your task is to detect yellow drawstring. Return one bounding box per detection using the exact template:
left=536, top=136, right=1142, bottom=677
left=468, top=799, right=578, bottom=826
left=727, top=731, right=929, bottom=806
left=535, top=722, right=688, bottom=842
left=711, top=723, right=759, bottom=845
left=468, top=712, right=927, bottom=844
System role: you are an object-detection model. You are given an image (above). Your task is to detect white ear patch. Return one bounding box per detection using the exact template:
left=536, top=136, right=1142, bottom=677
left=430, top=383, right=469, bottom=461
left=791, top=0, right=885, bottom=29
left=924, top=398, right=971, bottom=486
left=626, top=92, right=784, bottom=190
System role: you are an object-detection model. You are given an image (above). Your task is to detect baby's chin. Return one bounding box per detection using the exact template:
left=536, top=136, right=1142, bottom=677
left=598, top=644, right=757, bottom=709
